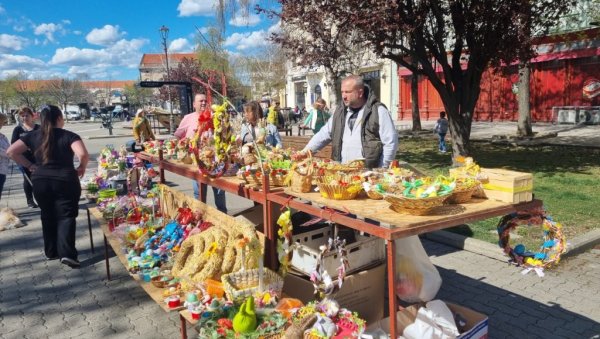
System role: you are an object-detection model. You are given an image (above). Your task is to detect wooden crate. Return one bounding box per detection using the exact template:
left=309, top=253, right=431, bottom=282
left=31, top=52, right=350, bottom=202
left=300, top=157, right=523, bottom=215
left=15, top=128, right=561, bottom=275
left=479, top=168, right=533, bottom=203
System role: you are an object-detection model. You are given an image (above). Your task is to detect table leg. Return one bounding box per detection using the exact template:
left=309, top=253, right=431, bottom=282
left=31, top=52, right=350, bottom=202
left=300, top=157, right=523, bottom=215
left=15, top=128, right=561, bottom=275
left=387, top=239, right=398, bottom=339
left=199, top=181, right=207, bottom=203
left=87, top=208, right=95, bottom=253
left=180, top=313, right=187, bottom=339
left=103, top=235, right=111, bottom=281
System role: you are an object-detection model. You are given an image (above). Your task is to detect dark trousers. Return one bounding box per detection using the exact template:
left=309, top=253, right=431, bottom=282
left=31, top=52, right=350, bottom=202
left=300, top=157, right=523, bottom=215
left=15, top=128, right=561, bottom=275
left=21, top=167, right=35, bottom=203
left=0, top=174, right=5, bottom=201
left=32, top=176, right=81, bottom=260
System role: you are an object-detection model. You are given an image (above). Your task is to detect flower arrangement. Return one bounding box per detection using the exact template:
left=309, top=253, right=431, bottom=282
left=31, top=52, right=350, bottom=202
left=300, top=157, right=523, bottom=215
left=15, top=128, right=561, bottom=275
left=497, top=208, right=566, bottom=277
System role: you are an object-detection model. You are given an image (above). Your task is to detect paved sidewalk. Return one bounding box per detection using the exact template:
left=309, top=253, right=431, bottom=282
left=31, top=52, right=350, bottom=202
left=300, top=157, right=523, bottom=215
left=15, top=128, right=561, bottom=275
left=1, top=121, right=599, bottom=338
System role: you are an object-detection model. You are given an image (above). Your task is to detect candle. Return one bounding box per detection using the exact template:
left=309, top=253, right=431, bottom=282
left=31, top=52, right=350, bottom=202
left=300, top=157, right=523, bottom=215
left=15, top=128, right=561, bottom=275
left=258, top=256, right=264, bottom=293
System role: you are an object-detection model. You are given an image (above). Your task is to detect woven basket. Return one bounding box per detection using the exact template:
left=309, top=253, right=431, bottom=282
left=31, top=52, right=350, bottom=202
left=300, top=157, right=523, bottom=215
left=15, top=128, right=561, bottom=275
left=241, top=170, right=287, bottom=187
left=318, top=159, right=365, bottom=177
left=221, top=268, right=284, bottom=302
left=447, top=186, right=477, bottom=204
left=289, top=154, right=314, bottom=193
left=317, top=183, right=361, bottom=200
left=385, top=194, right=449, bottom=215
left=366, top=189, right=383, bottom=200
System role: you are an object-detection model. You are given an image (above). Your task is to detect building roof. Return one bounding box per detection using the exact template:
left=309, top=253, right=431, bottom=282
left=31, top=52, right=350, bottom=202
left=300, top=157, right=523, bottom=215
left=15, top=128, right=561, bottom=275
left=140, top=53, right=197, bottom=67
left=15, top=80, right=135, bottom=90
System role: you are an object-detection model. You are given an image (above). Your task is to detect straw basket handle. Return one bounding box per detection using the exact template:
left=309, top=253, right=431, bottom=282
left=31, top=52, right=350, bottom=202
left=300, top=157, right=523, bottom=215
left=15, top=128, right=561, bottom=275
left=293, top=150, right=313, bottom=176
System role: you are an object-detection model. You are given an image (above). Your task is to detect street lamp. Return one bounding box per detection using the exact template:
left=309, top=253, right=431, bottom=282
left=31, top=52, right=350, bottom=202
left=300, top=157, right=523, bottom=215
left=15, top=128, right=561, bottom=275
left=159, top=25, right=175, bottom=134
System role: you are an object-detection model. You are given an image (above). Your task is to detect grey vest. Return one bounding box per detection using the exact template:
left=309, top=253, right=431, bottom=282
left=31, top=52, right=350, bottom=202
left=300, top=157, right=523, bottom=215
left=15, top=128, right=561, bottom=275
left=331, top=86, right=383, bottom=169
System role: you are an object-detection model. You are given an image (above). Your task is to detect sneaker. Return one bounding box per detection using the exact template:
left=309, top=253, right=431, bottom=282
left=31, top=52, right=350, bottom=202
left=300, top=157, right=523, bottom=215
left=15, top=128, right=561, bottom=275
left=28, top=202, right=39, bottom=208
left=45, top=255, right=60, bottom=261
left=60, top=257, right=81, bottom=268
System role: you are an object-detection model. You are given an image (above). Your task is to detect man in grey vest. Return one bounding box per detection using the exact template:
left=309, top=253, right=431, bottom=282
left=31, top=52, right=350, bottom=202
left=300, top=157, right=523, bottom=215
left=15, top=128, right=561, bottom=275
left=303, top=75, right=398, bottom=168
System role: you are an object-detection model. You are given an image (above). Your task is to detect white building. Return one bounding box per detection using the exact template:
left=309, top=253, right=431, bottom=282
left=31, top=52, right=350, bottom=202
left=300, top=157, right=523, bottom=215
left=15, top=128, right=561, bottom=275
left=284, top=59, right=398, bottom=120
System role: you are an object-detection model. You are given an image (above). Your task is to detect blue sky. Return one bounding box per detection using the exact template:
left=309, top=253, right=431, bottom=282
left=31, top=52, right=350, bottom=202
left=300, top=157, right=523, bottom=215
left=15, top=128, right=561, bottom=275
left=0, top=0, right=279, bottom=80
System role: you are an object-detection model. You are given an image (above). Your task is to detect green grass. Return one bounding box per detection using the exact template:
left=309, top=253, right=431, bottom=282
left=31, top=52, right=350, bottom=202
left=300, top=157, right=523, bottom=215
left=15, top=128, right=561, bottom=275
left=398, top=138, right=600, bottom=249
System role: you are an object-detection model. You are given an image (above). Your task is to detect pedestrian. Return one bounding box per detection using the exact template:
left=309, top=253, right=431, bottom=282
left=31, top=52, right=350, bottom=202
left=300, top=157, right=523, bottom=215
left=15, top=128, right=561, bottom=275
left=239, top=101, right=282, bottom=148
left=303, top=98, right=331, bottom=134
left=302, top=74, right=399, bottom=168
left=294, top=105, right=302, bottom=123
left=174, top=93, right=227, bottom=213
left=11, top=107, right=39, bottom=208
left=0, top=113, right=10, bottom=202
left=7, top=105, right=89, bottom=268
left=132, top=109, right=155, bottom=143
left=434, top=111, right=449, bottom=153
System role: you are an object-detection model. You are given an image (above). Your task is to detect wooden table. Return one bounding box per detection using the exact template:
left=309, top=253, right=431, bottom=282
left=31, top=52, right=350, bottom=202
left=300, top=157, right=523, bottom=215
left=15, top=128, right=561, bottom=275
left=136, top=151, right=544, bottom=338
left=270, top=190, right=542, bottom=338
left=89, top=208, right=189, bottom=338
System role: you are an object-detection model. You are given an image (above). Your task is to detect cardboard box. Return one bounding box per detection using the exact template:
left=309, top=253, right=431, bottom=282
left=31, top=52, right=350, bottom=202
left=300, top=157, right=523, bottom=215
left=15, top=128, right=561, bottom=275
left=479, top=168, right=533, bottom=203
left=366, top=301, right=488, bottom=339
left=283, top=263, right=385, bottom=324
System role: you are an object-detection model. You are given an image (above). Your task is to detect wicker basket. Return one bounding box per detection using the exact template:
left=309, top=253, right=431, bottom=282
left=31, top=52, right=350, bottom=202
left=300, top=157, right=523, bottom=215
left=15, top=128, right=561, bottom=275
left=365, top=190, right=383, bottom=200
left=289, top=155, right=314, bottom=193
left=447, top=186, right=478, bottom=204
left=240, top=170, right=287, bottom=187
left=385, top=194, right=450, bottom=215
left=317, top=183, right=361, bottom=200
left=318, top=159, right=365, bottom=177
left=221, top=268, right=284, bottom=302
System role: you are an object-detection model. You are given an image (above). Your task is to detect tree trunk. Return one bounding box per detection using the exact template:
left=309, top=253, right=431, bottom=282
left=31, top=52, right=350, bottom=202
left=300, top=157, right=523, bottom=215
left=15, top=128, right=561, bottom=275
left=410, top=70, right=422, bottom=131
left=324, top=67, right=342, bottom=112
left=517, top=62, right=533, bottom=137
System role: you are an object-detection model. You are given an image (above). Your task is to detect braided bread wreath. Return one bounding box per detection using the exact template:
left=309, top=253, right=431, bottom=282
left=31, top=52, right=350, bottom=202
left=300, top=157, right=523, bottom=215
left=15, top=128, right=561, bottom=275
left=497, top=208, right=566, bottom=270
left=171, top=220, right=259, bottom=287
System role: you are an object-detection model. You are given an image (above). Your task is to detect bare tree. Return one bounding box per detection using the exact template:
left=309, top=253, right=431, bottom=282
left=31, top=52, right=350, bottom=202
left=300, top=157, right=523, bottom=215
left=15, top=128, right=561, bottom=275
left=0, top=78, right=18, bottom=115
left=258, top=3, right=376, bottom=111
left=238, top=44, right=287, bottom=100
left=13, top=75, right=49, bottom=110
left=45, top=78, right=87, bottom=115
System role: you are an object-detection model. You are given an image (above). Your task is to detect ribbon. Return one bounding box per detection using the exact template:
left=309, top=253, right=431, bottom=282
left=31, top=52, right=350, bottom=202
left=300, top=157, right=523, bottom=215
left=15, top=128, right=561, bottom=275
left=482, top=183, right=533, bottom=193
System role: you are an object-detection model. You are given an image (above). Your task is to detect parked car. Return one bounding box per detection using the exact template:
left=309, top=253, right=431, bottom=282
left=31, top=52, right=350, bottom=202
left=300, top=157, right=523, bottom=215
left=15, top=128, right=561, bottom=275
left=66, top=111, right=81, bottom=120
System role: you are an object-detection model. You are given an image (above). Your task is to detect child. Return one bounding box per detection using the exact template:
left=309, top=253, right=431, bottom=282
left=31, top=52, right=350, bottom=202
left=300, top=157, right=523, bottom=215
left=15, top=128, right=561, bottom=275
left=0, top=113, right=10, bottom=202
left=434, top=111, right=449, bottom=153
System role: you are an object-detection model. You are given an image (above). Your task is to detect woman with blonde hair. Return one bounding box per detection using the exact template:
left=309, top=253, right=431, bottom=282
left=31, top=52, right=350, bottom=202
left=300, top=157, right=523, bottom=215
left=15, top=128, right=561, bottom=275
left=132, top=109, right=155, bottom=143
left=303, top=97, right=330, bottom=134
left=11, top=107, right=39, bottom=208
left=0, top=113, right=10, bottom=202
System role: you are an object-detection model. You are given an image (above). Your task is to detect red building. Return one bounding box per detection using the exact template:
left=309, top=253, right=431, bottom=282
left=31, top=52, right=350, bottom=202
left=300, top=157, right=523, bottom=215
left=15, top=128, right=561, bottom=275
left=397, top=28, right=600, bottom=123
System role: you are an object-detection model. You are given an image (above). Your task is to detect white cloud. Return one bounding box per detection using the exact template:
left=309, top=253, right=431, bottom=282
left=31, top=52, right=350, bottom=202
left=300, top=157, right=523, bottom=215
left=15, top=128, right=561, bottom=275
left=0, top=34, right=28, bottom=53
left=62, top=19, right=71, bottom=25
left=229, top=11, right=261, bottom=27
left=34, top=22, right=64, bottom=43
left=86, top=25, right=125, bottom=46
left=177, top=0, right=218, bottom=17
left=224, top=30, right=270, bottom=51
left=0, top=54, right=45, bottom=70
left=268, top=21, right=281, bottom=35
left=73, top=30, right=82, bottom=35
left=0, top=5, right=5, bottom=14
left=48, top=38, right=148, bottom=78
left=13, top=25, right=26, bottom=32
left=169, top=38, right=193, bottom=52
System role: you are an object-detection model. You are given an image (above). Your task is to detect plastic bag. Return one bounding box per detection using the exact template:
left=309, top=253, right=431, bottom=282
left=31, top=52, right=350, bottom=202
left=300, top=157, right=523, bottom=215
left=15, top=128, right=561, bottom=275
left=394, top=236, right=442, bottom=302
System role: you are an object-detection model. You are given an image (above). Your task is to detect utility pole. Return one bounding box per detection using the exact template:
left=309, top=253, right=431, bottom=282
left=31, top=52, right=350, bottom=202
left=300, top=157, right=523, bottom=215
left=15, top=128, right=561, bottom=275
left=159, top=25, right=175, bottom=134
